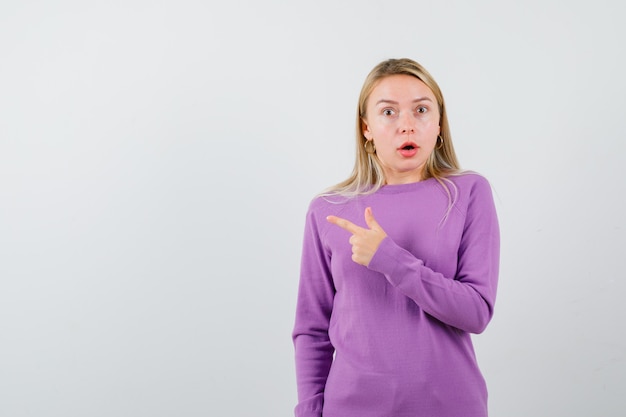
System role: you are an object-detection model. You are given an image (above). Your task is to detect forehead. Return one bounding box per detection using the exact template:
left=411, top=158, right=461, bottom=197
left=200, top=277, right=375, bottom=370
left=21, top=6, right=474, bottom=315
left=368, top=74, right=436, bottom=103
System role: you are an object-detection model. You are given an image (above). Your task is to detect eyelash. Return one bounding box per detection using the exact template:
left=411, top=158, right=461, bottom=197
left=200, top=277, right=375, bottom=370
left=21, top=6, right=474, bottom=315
left=382, top=107, right=428, bottom=116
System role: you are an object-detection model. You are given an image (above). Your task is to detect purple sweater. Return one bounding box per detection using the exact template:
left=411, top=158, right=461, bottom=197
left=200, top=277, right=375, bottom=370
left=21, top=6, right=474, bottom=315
left=292, top=173, right=500, bottom=417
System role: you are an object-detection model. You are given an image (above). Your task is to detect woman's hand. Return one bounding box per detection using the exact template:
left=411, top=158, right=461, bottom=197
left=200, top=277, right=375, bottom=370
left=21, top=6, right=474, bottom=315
left=327, top=207, right=387, bottom=267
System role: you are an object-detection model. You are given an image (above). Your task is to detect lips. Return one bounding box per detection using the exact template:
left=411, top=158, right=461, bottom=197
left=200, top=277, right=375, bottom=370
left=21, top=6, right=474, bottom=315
left=398, top=141, right=418, bottom=157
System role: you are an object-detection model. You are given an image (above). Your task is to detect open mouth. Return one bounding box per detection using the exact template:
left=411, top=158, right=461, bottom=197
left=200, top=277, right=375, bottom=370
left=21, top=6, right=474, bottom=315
left=399, top=142, right=418, bottom=151
left=398, top=141, right=418, bottom=157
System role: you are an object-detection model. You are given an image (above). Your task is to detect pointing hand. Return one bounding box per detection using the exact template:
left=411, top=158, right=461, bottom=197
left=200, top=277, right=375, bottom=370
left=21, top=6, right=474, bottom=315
left=327, top=207, right=387, bottom=267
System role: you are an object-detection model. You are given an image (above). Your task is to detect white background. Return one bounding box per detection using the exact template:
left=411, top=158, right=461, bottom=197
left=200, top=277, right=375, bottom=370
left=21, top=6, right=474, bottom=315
left=1, top=1, right=625, bottom=416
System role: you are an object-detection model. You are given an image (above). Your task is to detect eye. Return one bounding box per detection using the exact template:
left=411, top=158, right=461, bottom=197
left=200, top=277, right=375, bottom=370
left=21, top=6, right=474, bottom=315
left=382, top=108, right=396, bottom=116
left=416, top=106, right=428, bottom=114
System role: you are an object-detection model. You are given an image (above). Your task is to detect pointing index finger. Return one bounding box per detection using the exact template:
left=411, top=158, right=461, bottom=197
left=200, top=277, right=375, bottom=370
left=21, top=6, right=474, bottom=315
left=326, top=215, right=363, bottom=234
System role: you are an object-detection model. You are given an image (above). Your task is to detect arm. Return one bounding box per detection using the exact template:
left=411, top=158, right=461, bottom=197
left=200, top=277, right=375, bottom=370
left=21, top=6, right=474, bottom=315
left=369, top=178, right=500, bottom=333
left=292, top=207, right=335, bottom=417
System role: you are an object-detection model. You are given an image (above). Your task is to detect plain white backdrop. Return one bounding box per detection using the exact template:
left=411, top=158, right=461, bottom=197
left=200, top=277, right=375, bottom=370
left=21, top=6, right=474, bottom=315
left=1, top=1, right=625, bottom=416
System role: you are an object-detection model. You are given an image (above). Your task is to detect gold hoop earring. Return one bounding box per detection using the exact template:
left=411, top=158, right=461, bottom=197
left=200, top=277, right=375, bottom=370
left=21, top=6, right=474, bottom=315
left=364, top=139, right=376, bottom=154
left=436, top=135, right=444, bottom=150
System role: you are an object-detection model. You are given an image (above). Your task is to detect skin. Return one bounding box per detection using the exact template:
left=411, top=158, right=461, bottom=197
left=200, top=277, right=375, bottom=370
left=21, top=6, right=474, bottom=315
left=327, top=207, right=387, bottom=267
left=327, top=74, right=441, bottom=266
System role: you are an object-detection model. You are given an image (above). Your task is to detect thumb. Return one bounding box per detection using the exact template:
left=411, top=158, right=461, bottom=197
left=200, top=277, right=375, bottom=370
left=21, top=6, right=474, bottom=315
left=364, top=207, right=382, bottom=231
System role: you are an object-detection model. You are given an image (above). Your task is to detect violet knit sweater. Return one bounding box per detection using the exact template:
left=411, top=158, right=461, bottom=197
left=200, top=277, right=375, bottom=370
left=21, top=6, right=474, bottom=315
left=292, top=173, right=500, bottom=417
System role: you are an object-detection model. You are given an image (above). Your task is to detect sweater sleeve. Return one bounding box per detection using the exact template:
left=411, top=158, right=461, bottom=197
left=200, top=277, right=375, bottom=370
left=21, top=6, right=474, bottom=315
left=368, top=177, right=500, bottom=334
left=292, top=205, right=335, bottom=417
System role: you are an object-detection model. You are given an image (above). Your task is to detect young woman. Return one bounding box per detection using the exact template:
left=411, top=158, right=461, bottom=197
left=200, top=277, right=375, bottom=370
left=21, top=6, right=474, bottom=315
left=292, top=58, right=500, bottom=417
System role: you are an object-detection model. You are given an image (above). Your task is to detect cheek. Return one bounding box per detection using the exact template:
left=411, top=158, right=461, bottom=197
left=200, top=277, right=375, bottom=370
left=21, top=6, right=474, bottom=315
left=423, top=116, right=440, bottom=129
left=369, top=124, right=393, bottom=141
left=372, top=118, right=394, bottom=131
left=421, top=121, right=440, bottom=139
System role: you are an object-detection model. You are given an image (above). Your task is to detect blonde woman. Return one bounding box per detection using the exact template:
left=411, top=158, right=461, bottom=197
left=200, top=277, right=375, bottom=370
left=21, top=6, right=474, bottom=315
left=292, top=58, right=500, bottom=417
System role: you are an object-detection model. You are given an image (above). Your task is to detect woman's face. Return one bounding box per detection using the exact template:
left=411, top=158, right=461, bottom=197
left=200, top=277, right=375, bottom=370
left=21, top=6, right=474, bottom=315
left=362, top=74, right=440, bottom=185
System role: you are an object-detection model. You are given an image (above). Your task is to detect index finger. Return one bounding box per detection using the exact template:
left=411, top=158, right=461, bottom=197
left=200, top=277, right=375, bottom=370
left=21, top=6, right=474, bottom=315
left=326, top=215, right=363, bottom=234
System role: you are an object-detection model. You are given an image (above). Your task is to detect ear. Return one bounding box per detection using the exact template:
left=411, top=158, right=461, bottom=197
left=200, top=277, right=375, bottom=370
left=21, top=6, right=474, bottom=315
left=361, top=118, right=372, bottom=140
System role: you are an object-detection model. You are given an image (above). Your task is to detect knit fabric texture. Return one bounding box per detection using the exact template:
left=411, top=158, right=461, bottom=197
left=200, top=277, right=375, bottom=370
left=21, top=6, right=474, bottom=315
left=293, top=173, right=500, bottom=417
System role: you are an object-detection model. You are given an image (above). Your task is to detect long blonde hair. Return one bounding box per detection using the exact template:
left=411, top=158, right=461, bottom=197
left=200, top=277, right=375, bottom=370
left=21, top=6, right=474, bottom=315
left=324, top=58, right=461, bottom=197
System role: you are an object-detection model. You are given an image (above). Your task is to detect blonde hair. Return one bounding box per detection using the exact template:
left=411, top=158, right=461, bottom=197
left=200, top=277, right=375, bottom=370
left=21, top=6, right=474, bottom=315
left=324, top=58, right=461, bottom=197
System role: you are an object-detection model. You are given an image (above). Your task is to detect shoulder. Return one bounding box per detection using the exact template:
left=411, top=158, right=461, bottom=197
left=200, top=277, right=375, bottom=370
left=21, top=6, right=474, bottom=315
left=445, top=171, right=497, bottom=214
left=301, top=194, right=362, bottom=244
left=305, top=194, right=356, bottom=223
left=308, top=194, right=349, bottom=212
left=448, top=170, right=492, bottom=188
left=447, top=171, right=495, bottom=198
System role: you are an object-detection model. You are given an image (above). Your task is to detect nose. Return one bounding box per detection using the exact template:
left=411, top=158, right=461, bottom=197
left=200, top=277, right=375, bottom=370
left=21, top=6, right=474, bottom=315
left=399, top=112, right=415, bottom=134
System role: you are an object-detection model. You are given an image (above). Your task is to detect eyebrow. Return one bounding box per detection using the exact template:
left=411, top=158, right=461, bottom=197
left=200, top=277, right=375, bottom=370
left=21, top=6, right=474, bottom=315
left=375, top=97, right=433, bottom=106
